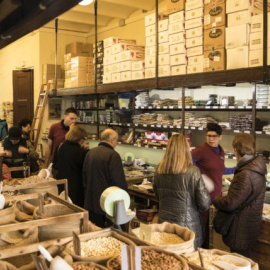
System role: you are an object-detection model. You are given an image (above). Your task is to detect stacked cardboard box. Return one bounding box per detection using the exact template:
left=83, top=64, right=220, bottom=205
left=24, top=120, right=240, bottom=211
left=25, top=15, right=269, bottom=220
left=93, top=41, right=104, bottom=84
left=144, top=13, right=170, bottom=78
left=42, top=64, right=62, bottom=85
left=186, top=0, right=204, bottom=74
left=103, top=37, right=144, bottom=83
left=203, top=0, right=226, bottom=72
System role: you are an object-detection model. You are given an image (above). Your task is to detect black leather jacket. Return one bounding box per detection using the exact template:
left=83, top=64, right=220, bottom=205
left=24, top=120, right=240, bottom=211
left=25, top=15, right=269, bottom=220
left=153, top=164, right=210, bottom=249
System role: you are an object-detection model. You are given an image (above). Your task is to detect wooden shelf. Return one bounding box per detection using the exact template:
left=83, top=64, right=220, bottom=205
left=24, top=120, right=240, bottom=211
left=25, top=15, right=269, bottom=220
left=54, top=67, right=270, bottom=97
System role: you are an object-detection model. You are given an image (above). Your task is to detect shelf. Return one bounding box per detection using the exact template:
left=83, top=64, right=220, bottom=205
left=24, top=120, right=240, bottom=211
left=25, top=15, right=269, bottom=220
left=54, top=67, right=270, bottom=96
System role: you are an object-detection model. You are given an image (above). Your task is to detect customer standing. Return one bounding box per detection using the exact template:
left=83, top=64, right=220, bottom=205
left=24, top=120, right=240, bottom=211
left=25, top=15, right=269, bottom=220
left=213, top=133, right=266, bottom=258
left=44, top=107, right=77, bottom=168
left=83, top=128, right=127, bottom=228
left=153, top=134, right=210, bottom=249
left=52, top=126, right=89, bottom=208
left=192, top=123, right=235, bottom=248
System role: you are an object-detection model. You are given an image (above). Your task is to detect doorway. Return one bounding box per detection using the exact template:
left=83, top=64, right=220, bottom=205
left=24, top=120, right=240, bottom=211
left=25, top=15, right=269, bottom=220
left=13, top=69, right=34, bottom=126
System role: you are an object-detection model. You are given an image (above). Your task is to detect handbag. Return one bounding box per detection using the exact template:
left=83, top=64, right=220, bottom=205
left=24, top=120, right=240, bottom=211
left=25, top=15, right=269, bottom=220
left=213, top=209, right=238, bottom=236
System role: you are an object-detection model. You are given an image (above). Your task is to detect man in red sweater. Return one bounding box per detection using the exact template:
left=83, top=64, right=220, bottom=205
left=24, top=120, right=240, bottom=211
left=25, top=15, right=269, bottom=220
left=192, top=123, right=235, bottom=248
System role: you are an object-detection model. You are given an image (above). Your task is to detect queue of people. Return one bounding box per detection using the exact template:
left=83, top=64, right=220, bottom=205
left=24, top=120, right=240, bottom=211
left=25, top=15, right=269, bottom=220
left=0, top=111, right=266, bottom=258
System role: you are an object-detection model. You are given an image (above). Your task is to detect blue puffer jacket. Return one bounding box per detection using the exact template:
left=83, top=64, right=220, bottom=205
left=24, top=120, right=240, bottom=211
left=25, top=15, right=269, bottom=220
left=153, top=164, right=210, bottom=249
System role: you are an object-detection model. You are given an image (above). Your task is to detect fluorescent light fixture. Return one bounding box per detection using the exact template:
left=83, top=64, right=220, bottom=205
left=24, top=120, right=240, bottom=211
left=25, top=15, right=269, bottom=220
left=79, top=0, right=94, bottom=5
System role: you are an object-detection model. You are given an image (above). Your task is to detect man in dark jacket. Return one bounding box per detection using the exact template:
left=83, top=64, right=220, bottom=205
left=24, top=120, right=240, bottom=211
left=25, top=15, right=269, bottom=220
left=213, top=133, right=266, bottom=258
left=83, top=128, right=127, bottom=228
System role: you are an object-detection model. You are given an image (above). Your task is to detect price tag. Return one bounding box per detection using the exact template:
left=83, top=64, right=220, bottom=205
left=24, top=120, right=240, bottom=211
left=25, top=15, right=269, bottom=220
left=191, top=127, right=195, bottom=130
left=151, top=125, right=155, bottom=127
left=141, top=106, right=145, bottom=109
left=163, top=106, right=168, bottom=109
left=198, top=127, right=203, bottom=130
left=138, top=145, right=141, bottom=148
left=186, top=106, right=190, bottom=109
left=91, top=122, right=94, bottom=124
left=177, top=126, right=181, bottom=129
left=145, top=145, right=149, bottom=148
left=127, top=124, right=130, bottom=126
left=119, top=123, right=122, bottom=126
left=213, top=106, right=218, bottom=109
left=143, top=124, right=147, bottom=127
left=135, top=107, right=139, bottom=109
left=157, top=125, right=161, bottom=128
left=256, top=131, right=262, bottom=134
left=233, top=156, right=237, bottom=160
left=267, top=106, right=270, bottom=109
left=266, top=132, right=270, bottom=135
left=220, top=106, right=226, bottom=109
left=238, top=106, right=244, bottom=109
left=118, top=142, right=122, bottom=144
left=234, top=130, right=240, bottom=133
left=135, top=124, right=138, bottom=126
left=163, top=148, right=166, bottom=150
left=257, top=106, right=262, bottom=109
left=229, top=106, right=235, bottom=109
left=157, top=106, right=161, bottom=109
left=149, top=106, right=153, bottom=109
left=163, top=125, right=168, bottom=128
left=244, top=130, right=250, bottom=134
left=192, top=106, right=196, bottom=109
left=205, top=106, right=210, bottom=109
left=246, top=106, right=252, bottom=109
left=178, top=106, right=182, bottom=109
left=169, top=106, right=174, bottom=109
left=184, top=126, right=188, bottom=129
left=170, top=126, right=174, bottom=128
left=153, top=146, right=157, bottom=149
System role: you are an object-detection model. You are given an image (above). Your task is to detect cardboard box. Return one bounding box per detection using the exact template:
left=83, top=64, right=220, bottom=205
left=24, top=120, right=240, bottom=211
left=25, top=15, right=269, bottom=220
left=132, top=70, right=145, bottom=80
left=64, top=78, right=72, bottom=88
left=145, top=24, right=156, bottom=37
left=227, top=10, right=252, bottom=27
left=119, top=51, right=145, bottom=61
left=103, top=37, right=136, bottom=48
left=251, top=13, right=270, bottom=32
left=249, top=49, right=263, bottom=67
left=159, top=43, right=170, bottom=54
left=159, top=31, right=169, bottom=43
left=171, top=65, right=187, bottom=75
left=42, top=64, right=61, bottom=75
left=65, top=70, right=72, bottom=79
left=48, top=79, right=65, bottom=89
left=132, top=61, right=145, bottom=71
left=145, top=56, right=156, bottom=68
left=120, top=71, right=132, bottom=81
left=111, top=44, right=145, bottom=55
left=145, top=68, right=155, bottom=78
left=167, top=0, right=185, bottom=14
left=170, top=54, right=187, bottom=65
left=169, top=32, right=186, bottom=45
left=159, top=19, right=169, bottom=32
left=145, top=46, right=156, bottom=56
left=226, top=0, right=263, bottom=14
left=104, top=46, right=112, bottom=56
left=145, top=13, right=169, bottom=26
left=103, top=56, right=111, bottom=65
left=159, top=65, right=171, bottom=76
left=188, top=55, right=204, bottom=66
left=71, top=56, right=92, bottom=65
left=64, top=53, right=90, bottom=62
left=204, top=26, right=225, bottom=51
left=170, top=43, right=186, bottom=55
left=66, top=42, right=93, bottom=56
left=225, top=24, right=250, bottom=49
left=226, top=46, right=249, bottom=69
left=187, top=64, right=204, bottom=73
left=185, top=17, right=203, bottom=30
left=204, top=2, right=226, bottom=29
left=103, top=73, right=112, bottom=84
left=111, top=53, right=120, bottom=64
left=186, top=26, right=203, bottom=38
left=185, top=0, right=204, bottom=11
left=168, top=22, right=185, bottom=35
left=187, top=45, right=203, bottom=57
left=250, top=31, right=263, bottom=51
left=169, top=10, right=185, bottom=24
left=111, top=72, right=121, bottom=82
left=120, top=61, right=132, bottom=72
left=111, top=63, right=121, bottom=73
left=159, top=54, right=170, bottom=65
left=145, top=35, right=156, bottom=47
left=186, top=36, right=203, bottom=48
left=186, top=7, right=204, bottom=20
left=104, top=65, right=112, bottom=74
left=203, top=48, right=225, bottom=71
left=64, top=62, right=72, bottom=71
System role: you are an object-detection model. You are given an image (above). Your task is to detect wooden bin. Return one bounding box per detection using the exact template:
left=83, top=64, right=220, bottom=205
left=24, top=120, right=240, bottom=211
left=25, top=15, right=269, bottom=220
left=0, top=192, right=89, bottom=247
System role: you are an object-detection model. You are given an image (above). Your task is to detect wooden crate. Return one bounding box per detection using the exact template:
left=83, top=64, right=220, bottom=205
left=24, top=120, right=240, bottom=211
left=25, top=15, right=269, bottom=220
left=0, top=192, right=89, bottom=242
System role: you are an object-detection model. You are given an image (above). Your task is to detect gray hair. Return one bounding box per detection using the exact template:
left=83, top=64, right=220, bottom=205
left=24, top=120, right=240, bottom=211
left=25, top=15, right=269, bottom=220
left=100, top=128, right=118, bottom=142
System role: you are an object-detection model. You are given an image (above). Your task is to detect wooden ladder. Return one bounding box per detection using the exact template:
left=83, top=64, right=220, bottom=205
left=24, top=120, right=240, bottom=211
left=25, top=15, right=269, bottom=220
left=30, top=84, right=50, bottom=150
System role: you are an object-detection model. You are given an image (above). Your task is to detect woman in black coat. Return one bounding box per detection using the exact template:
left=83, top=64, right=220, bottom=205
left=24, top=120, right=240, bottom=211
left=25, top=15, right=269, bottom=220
left=53, top=126, right=89, bottom=208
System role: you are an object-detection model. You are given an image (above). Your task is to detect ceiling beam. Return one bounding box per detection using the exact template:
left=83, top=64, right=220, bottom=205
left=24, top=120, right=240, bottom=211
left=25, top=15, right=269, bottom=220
left=0, top=0, right=22, bottom=21
left=44, top=20, right=92, bottom=33
left=59, top=10, right=110, bottom=27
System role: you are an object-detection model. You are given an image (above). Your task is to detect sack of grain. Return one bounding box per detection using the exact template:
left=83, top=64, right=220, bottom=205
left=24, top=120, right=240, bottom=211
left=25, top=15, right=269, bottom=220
left=71, top=261, right=108, bottom=270
left=131, top=222, right=195, bottom=254
left=107, top=246, right=189, bottom=270
left=0, top=204, right=16, bottom=225
left=33, top=203, right=80, bottom=241
left=0, top=260, right=17, bottom=270
left=184, top=248, right=258, bottom=270
left=65, top=230, right=135, bottom=265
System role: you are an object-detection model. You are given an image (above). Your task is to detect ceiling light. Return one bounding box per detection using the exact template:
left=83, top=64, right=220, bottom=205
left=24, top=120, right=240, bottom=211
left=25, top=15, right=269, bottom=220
left=79, top=0, right=94, bottom=5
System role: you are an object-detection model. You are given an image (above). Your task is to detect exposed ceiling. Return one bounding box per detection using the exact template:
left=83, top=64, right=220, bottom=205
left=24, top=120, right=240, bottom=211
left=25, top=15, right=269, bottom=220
left=0, top=0, right=162, bottom=50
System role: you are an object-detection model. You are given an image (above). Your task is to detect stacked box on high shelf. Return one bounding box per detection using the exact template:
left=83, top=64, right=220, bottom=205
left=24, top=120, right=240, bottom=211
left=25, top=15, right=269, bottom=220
left=93, top=41, right=104, bottom=84
left=103, top=37, right=144, bottom=83
left=186, top=0, right=204, bottom=74
left=64, top=42, right=93, bottom=88
left=203, top=0, right=226, bottom=72
left=144, top=13, right=170, bottom=78
left=225, top=0, right=265, bottom=70
left=42, top=64, right=62, bottom=85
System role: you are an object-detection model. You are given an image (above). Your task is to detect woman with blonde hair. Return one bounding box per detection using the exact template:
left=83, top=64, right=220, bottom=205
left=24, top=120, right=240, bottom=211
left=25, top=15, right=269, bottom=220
left=153, top=133, right=210, bottom=249
left=53, top=125, right=89, bottom=207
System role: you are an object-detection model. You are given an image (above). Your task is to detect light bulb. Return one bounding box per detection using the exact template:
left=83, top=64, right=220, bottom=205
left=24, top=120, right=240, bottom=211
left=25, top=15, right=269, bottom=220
left=79, top=0, right=94, bottom=5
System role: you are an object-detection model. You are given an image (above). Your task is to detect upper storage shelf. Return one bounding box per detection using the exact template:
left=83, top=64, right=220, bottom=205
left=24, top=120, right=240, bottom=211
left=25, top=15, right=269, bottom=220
left=56, top=66, right=270, bottom=96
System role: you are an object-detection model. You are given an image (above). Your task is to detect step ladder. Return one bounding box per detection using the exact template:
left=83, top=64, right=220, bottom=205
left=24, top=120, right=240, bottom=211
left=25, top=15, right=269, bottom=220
left=30, top=83, right=51, bottom=150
